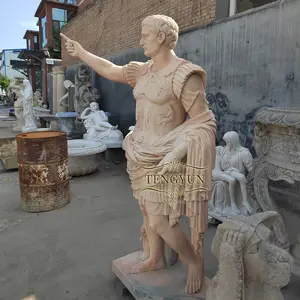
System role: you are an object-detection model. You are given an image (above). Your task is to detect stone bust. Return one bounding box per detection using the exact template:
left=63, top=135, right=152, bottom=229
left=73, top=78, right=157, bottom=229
left=61, top=14, right=216, bottom=294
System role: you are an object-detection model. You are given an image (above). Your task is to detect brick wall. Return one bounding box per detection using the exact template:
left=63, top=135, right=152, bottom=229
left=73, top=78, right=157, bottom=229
left=61, top=0, right=216, bottom=66
left=76, top=0, right=91, bottom=12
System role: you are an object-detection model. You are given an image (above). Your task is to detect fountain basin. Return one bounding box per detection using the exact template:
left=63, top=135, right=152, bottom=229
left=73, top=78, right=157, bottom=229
left=56, top=112, right=78, bottom=139
left=67, top=139, right=107, bottom=176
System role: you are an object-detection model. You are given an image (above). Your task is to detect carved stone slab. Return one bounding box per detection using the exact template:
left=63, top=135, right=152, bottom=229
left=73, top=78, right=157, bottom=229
left=112, top=250, right=210, bottom=300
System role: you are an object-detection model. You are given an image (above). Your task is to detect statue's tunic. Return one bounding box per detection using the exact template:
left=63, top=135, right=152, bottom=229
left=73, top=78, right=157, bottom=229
left=123, top=58, right=216, bottom=233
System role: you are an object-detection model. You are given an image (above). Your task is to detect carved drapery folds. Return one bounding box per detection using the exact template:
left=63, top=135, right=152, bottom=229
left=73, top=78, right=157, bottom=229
left=252, top=107, right=300, bottom=250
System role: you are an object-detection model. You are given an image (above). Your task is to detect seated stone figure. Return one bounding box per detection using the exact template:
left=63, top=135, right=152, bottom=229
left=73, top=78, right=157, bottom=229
left=210, top=131, right=255, bottom=217
left=80, top=102, right=123, bottom=147
left=206, top=211, right=293, bottom=300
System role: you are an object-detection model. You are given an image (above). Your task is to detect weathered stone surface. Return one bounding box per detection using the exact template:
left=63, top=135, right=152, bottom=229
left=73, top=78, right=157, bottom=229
left=112, top=250, right=210, bottom=300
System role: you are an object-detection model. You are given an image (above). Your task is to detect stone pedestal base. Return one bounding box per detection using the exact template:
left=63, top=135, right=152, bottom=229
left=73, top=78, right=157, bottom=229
left=112, top=250, right=210, bottom=300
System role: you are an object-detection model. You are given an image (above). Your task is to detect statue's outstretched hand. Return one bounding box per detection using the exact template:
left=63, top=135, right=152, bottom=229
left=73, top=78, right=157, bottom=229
left=60, top=33, right=84, bottom=59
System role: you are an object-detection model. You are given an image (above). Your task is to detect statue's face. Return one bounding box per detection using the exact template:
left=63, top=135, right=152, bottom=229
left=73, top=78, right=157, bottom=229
left=90, top=103, right=98, bottom=112
left=223, top=136, right=231, bottom=148
left=140, top=25, right=162, bottom=57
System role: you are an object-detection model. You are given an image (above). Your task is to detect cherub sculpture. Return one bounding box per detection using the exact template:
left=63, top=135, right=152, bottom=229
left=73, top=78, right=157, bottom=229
left=206, top=211, right=293, bottom=300
left=61, top=14, right=216, bottom=294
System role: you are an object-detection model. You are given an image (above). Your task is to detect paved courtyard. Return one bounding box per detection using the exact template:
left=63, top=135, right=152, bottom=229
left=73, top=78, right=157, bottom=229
left=0, top=112, right=299, bottom=299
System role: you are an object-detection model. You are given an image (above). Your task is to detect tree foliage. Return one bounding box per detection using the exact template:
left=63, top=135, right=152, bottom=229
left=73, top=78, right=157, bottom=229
left=0, top=75, right=11, bottom=92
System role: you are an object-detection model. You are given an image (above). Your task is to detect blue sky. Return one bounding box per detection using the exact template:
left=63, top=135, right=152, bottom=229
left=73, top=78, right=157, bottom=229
left=0, top=0, right=41, bottom=51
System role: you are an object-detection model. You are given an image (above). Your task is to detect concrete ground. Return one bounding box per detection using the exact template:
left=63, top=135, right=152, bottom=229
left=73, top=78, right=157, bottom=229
left=0, top=162, right=299, bottom=300
left=0, top=105, right=299, bottom=299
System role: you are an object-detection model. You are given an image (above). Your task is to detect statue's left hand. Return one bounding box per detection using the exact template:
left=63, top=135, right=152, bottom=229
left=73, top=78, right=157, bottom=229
left=157, top=144, right=188, bottom=175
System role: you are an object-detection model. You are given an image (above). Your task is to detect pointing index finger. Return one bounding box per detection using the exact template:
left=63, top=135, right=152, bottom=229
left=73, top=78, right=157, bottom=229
left=60, top=33, right=70, bottom=41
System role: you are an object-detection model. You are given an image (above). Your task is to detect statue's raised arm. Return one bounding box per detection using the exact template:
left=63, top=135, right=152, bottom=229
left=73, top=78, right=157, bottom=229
left=60, top=33, right=127, bottom=84
left=80, top=106, right=91, bottom=120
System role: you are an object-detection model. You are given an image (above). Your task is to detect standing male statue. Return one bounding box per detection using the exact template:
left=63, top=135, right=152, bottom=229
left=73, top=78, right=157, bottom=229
left=61, top=14, right=216, bottom=294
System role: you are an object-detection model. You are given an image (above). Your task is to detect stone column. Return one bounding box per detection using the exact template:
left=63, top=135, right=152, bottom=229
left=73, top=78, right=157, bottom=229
left=53, top=66, right=67, bottom=114
left=52, top=68, right=58, bottom=114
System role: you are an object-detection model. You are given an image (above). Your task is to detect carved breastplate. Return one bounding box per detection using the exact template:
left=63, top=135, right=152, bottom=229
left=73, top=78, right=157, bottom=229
left=132, top=61, right=186, bottom=144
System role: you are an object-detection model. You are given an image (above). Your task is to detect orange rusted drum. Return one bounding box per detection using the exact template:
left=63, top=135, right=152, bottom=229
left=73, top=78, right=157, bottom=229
left=16, top=131, right=71, bottom=212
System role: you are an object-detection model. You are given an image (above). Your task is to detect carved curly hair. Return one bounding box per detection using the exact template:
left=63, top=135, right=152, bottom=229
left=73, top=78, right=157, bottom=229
left=141, top=15, right=179, bottom=50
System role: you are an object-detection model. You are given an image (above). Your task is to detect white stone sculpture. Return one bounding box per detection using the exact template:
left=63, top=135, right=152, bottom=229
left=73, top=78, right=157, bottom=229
left=80, top=102, right=123, bottom=148
left=12, top=78, right=25, bottom=132
left=252, top=107, right=300, bottom=265
left=22, top=79, right=37, bottom=133
left=33, top=90, right=44, bottom=107
left=59, top=80, right=75, bottom=108
left=209, top=131, right=257, bottom=218
left=206, top=211, right=293, bottom=300
left=67, top=139, right=107, bottom=176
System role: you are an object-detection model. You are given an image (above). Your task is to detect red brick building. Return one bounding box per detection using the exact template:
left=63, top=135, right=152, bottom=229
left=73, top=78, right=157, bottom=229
left=61, top=0, right=277, bottom=67
left=61, top=0, right=216, bottom=66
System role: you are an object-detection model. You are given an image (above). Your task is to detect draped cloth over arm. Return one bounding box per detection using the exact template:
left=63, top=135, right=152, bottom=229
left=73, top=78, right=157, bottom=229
left=123, top=60, right=216, bottom=234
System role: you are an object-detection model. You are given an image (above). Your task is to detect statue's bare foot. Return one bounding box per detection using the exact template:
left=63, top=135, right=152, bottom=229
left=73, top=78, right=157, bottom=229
left=130, top=257, right=166, bottom=274
left=185, top=262, right=204, bottom=294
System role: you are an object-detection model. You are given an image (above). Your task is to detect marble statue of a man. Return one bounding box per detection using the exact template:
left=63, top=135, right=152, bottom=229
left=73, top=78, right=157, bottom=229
left=80, top=101, right=123, bottom=147
left=61, top=14, right=216, bottom=294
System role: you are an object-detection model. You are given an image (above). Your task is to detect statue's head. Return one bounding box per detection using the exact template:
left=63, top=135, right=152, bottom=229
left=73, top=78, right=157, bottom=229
left=223, top=131, right=241, bottom=150
left=90, top=101, right=99, bottom=112
left=140, top=15, right=179, bottom=57
left=211, top=212, right=293, bottom=288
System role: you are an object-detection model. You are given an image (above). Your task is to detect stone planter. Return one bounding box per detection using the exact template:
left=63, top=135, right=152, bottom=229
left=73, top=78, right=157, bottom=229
left=67, top=139, right=107, bottom=177
left=56, top=112, right=78, bottom=139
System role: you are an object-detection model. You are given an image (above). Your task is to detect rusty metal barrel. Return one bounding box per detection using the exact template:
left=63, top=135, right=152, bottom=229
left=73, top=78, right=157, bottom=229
left=16, top=131, right=71, bottom=212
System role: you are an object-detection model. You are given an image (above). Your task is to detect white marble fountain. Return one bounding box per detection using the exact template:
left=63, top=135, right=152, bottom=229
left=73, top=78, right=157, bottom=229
left=68, top=139, right=107, bottom=177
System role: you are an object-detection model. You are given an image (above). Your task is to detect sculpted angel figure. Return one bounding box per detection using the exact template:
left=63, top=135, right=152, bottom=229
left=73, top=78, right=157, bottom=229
left=61, top=14, right=216, bottom=294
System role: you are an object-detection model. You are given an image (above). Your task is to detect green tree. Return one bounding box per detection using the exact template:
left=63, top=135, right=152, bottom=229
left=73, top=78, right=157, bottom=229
left=0, top=75, right=10, bottom=92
